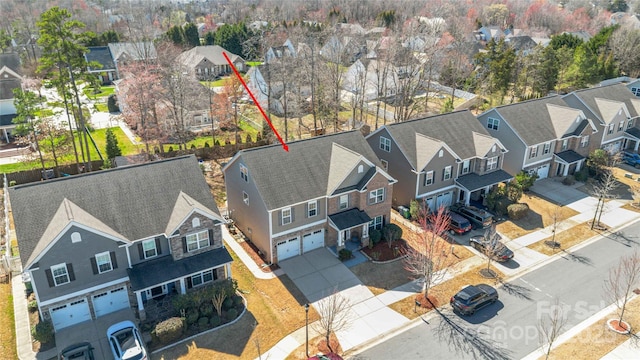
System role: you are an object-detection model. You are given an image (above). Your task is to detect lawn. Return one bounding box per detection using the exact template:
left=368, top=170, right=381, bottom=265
left=246, top=61, right=262, bottom=67
left=83, top=86, right=115, bottom=99
left=0, top=283, right=17, bottom=360
left=159, top=248, right=320, bottom=360
left=527, top=223, right=598, bottom=256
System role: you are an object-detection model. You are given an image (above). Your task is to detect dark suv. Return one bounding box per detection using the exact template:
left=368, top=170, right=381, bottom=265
left=448, top=212, right=472, bottom=235
left=450, top=284, right=498, bottom=315
left=469, top=234, right=514, bottom=262
left=450, top=203, right=494, bottom=229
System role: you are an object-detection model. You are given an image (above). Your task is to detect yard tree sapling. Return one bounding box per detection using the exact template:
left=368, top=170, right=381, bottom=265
left=105, top=128, right=122, bottom=160
left=603, top=250, right=640, bottom=333
left=312, top=291, right=351, bottom=354
left=12, top=88, right=45, bottom=172
left=538, top=297, right=567, bottom=360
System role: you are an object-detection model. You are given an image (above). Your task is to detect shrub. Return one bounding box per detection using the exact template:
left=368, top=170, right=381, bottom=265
left=233, top=295, right=243, bottom=306
left=514, top=171, right=537, bottom=191
left=31, top=320, right=54, bottom=344
left=185, top=309, right=199, bottom=325
left=28, top=300, right=38, bottom=313
left=204, top=142, right=210, bottom=148
left=154, top=317, right=184, bottom=344
left=574, top=168, right=589, bottom=182
left=227, top=308, right=238, bottom=320
left=507, top=203, right=529, bottom=220
left=371, top=251, right=381, bottom=261
left=168, top=146, right=174, bottom=152
left=369, top=229, right=382, bottom=244
left=107, top=94, right=119, bottom=112
left=409, top=199, right=420, bottom=220
left=223, top=297, right=234, bottom=310
left=338, top=248, right=352, bottom=261
left=191, top=144, right=197, bottom=149
left=9, top=180, right=16, bottom=186
left=562, top=175, right=576, bottom=186
left=382, top=223, right=402, bottom=242
left=200, top=304, right=213, bottom=317
left=494, top=197, right=513, bottom=216
left=197, top=316, right=209, bottom=327
left=214, top=139, right=221, bottom=146
left=246, top=134, right=252, bottom=143
left=210, top=315, right=221, bottom=327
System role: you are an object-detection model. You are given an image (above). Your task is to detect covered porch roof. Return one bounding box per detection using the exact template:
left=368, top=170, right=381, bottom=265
left=456, top=169, right=513, bottom=193
left=328, top=208, right=372, bottom=231
left=127, top=247, right=233, bottom=291
left=554, top=150, right=585, bottom=164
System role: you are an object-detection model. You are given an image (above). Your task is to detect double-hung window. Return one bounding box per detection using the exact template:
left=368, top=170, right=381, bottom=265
left=282, top=207, right=292, bottom=225
left=191, top=269, right=215, bottom=287
left=51, top=263, right=70, bottom=286
left=240, top=164, right=248, bottom=182
left=369, top=215, right=383, bottom=230
left=379, top=136, right=391, bottom=152
left=529, top=146, right=538, bottom=158
left=581, top=135, right=589, bottom=148
left=339, top=195, right=349, bottom=210
left=308, top=201, right=317, bottom=217
left=424, top=171, right=434, bottom=186
left=628, top=119, right=634, bottom=129
left=461, top=160, right=470, bottom=174
left=443, top=166, right=452, bottom=181
left=243, top=191, right=249, bottom=205
left=369, top=188, right=385, bottom=204
left=95, top=252, right=113, bottom=273
left=487, top=118, right=499, bottom=130
left=608, top=124, right=614, bottom=134
left=142, top=239, right=158, bottom=259
left=186, top=230, right=210, bottom=252
left=543, top=142, right=550, bottom=155
left=561, top=139, right=568, bottom=151
left=487, top=156, right=498, bottom=171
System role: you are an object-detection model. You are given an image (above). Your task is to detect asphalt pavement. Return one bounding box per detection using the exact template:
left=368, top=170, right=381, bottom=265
left=355, top=220, right=640, bottom=360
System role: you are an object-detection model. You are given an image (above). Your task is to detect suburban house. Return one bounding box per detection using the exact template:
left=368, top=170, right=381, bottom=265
left=477, top=96, right=597, bottom=180
left=223, top=131, right=396, bottom=263
left=0, top=52, right=21, bottom=142
left=177, top=45, right=245, bottom=81
left=9, top=156, right=232, bottom=331
left=85, top=46, right=118, bottom=84
left=365, top=110, right=511, bottom=210
left=107, top=41, right=158, bottom=79
left=625, top=78, right=640, bottom=97
left=265, top=39, right=297, bottom=64
left=562, top=84, right=640, bottom=154
left=342, top=59, right=398, bottom=102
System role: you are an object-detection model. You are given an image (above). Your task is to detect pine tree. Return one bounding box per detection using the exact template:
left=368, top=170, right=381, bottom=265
left=105, top=128, right=122, bottom=160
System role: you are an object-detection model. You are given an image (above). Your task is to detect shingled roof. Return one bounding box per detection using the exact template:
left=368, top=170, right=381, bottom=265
left=85, top=46, right=116, bottom=71
left=178, top=45, right=244, bottom=68
left=9, top=155, right=221, bottom=268
left=384, top=110, right=501, bottom=170
left=232, top=131, right=390, bottom=210
left=568, top=84, right=640, bottom=122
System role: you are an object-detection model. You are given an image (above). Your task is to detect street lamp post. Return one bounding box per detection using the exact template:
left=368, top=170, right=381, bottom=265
left=305, top=303, right=310, bottom=358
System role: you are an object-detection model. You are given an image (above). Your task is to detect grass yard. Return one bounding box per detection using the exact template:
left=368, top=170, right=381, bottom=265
left=351, top=260, right=412, bottom=296
left=246, top=61, right=262, bottom=67
left=83, top=86, right=115, bottom=99
left=0, top=283, right=17, bottom=360
left=496, top=193, right=579, bottom=239
left=94, top=103, right=109, bottom=112
left=544, top=295, right=640, bottom=360
left=159, top=248, right=319, bottom=360
left=527, top=223, right=598, bottom=256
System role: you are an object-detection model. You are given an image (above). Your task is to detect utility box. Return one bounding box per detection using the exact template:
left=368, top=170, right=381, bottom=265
left=398, top=206, right=410, bottom=219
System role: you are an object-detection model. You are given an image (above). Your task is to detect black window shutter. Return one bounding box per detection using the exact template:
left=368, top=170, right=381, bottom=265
left=278, top=212, right=282, bottom=226
left=182, top=237, right=187, bottom=253
left=110, top=251, right=118, bottom=269
left=208, top=229, right=213, bottom=246
left=305, top=203, right=308, bottom=218
left=90, top=257, right=98, bottom=274
left=67, top=263, right=75, bottom=282
left=155, top=237, right=162, bottom=255
left=45, top=269, right=54, bottom=287
left=137, top=243, right=144, bottom=260
left=186, top=276, right=192, bottom=289
left=291, top=208, right=295, bottom=222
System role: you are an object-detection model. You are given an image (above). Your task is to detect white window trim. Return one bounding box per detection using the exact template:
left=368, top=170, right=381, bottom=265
left=240, top=164, right=249, bottom=182
left=369, top=188, right=385, bottom=204
left=379, top=136, right=391, bottom=152
left=142, top=239, right=158, bottom=259
left=462, top=160, right=470, bottom=174
left=608, top=124, right=614, bottom=134
left=308, top=201, right=317, bottom=217
left=425, top=171, right=434, bottom=186
left=243, top=191, right=249, bottom=205
left=191, top=269, right=215, bottom=287
left=51, top=263, right=70, bottom=286
left=581, top=135, right=589, bottom=147
left=487, top=156, right=498, bottom=171
left=443, top=166, right=452, bottom=180
left=561, top=139, right=568, bottom=151
left=487, top=117, right=499, bottom=130
left=186, top=230, right=210, bottom=252
left=543, top=142, right=550, bottom=154
left=282, top=207, right=292, bottom=225
left=530, top=146, right=538, bottom=158
left=369, top=215, right=383, bottom=230
left=380, top=159, right=388, bottom=171
left=95, top=251, right=113, bottom=274
left=339, top=195, right=349, bottom=210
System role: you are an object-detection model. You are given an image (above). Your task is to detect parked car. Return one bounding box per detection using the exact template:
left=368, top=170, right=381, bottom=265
left=450, top=284, right=499, bottom=315
left=448, top=212, right=473, bottom=235
left=622, top=151, right=640, bottom=168
left=469, top=234, right=514, bottom=262
left=107, top=320, right=148, bottom=360
left=59, top=342, right=94, bottom=360
left=449, top=203, right=494, bottom=229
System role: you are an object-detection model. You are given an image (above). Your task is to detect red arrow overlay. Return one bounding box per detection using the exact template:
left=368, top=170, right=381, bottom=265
left=222, top=52, right=289, bottom=152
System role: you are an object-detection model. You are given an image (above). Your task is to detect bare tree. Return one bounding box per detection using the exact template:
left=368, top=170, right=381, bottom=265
left=545, top=205, right=563, bottom=250
left=538, top=297, right=567, bottom=360
left=312, top=291, right=352, bottom=354
left=591, top=170, right=619, bottom=230
left=403, top=203, right=454, bottom=301
left=474, top=225, right=504, bottom=278
left=603, top=251, right=640, bottom=333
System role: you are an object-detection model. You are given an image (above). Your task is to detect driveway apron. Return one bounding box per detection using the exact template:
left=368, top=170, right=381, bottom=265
left=530, top=178, right=588, bottom=205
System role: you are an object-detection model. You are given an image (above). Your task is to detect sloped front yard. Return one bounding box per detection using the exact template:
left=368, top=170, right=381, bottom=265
left=496, top=193, right=578, bottom=239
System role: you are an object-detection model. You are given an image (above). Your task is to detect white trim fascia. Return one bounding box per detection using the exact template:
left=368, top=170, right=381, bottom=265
left=268, top=209, right=274, bottom=264
left=271, top=219, right=327, bottom=239
left=165, top=208, right=226, bottom=237
left=562, top=92, right=605, bottom=125
left=368, top=126, right=417, bottom=171
left=358, top=168, right=398, bottom=192
left=601, top=135, right=627, bottom=146
left=326, top=152, right=376, bottom=196
left=0, top=66, right=23, bottom=80
left=221, top=152, right=242, bottom=173
left=39, top=277, right=130, bottom=307
left=26, top=222, right=131, bottom=269
left=523, top=158, right=553, bottom=168
left=138, top=262, right=234, bottom=293
left=416, top=184, right=457, bottom=199
left=415, top=172, right=421, bottom=198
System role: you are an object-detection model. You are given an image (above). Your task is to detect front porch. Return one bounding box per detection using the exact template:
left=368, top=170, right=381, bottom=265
left=328, top=208, right=372, bottom=251
left=553, top=150, right=585, bottom=177
left=456, top=169, right=513, bottom=205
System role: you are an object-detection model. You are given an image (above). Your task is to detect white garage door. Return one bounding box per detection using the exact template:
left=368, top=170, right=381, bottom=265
left=303, top=229, right=324, bottom=252
left=50, top=298, right=91, bottom=331
left=537, top=164, right=549, bottom=179
left=436, top=191, right=452, bottom=209
left=93, top=287, right=130, bottom=317
left=277, top=237, right=300, bottom=261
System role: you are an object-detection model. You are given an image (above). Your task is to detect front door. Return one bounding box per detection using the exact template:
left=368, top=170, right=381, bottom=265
left=340, top=229, right=350, bottom=246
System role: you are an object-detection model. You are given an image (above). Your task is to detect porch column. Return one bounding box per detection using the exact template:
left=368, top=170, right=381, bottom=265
left=563, top=164, right=569, bottom=177
left=464, top=191, right=471, bottom=205
left=362, top=224, right=369, bottom=239
left=179, top=278, right=186, bottom=294
left=136, top=291, right=144, bottom=311
left=635, top=142, right=639, bottom=152
left=3, top=129, right=8, bottom=143
left=225, top=263, right=232, bottom=279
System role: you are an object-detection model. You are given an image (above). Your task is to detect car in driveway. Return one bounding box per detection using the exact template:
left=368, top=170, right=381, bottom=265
left=448, top=212, right=473, bottom=235
left=622, top=151, right=640, bottom=168
left=450, top=284, right=499, bottom=315
left=469, top=234, right=514, bottom=262
left=59, top=342, right=94, bottom=360
left=107, top=320, right=148, bottom=360
left=449, top=203, right=494, bottom=229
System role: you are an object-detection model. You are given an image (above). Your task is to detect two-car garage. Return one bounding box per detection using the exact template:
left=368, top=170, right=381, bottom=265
left=277, top=229, right=325, bottom=262
left=49, top=286, right=131, bottom=331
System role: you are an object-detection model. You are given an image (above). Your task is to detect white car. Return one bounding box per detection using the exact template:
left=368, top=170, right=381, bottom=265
left=106, top=320, right=147, bottom=360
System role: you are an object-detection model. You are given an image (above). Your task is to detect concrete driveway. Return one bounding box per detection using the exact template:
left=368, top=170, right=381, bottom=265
left=530, top=177, right=588, bottom=205
left=54, top=308, right=137, bottom=360
left=278, top=248, right=372, bottom=304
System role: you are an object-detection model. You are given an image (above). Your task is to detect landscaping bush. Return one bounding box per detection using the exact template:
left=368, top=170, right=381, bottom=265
left=107, top=94, right=119, bottom=112
left=494, top=197, right=514, bottom=216
left=226, top=308, right=238, bottom=320
left=200, top=303, right=214, bottom=317
left=197, top=316, right=209, bottom=327
left=574, top=168, right=589, bottom=182
left=382, top=223, right=403, bottom=242
left=562, top=175, right=576, bottom=186
left=245, top=134, right=252, bottom=143
left=514, top=171, right=537, bottom=191
left=233, top=295, right=243, bottom=306
left=31, top=320, right=54, bottom=344
left=9, top=180, right=16, bottom=186
left=210, top=315, right=221, bottom=327
left=369, top=229, right=382, bottom=245
left=154, top=317, right=184, bottom=344
left=28, top=300, right=38, bottom=313
left=507, top=203, right=529, bottom=220
left=409, top=199, right=420, bottom=220
left=338, top=248, right=352, bottom=261
left=223, top=297, right=234, bottom=311
left=185, top=309, right=199, bottom=326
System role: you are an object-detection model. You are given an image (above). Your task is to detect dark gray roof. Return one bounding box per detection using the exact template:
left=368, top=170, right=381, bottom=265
left=0, top=77, right=21, bottom=100
left=127, top=247, right=233, bottom=290
left=235, top=131, right=386, bottom=210
left=563, top=119, right=589, bottom=138
left=9, top=155, right=220, bottom=268
left=86, top=46, right=116, bottom=71
left=626, top=127, right=640, bottom=139
left=385, top=110, right=495, bottom=168
left=555, top=150, right=584, bottom=164
left=329, top=209, right=372, bottom=230
left=0, top=53, right=21, bottom=73
left=505, top=36, right=537, bottom=51
left=568, top=84, right=640, bottom=121
left=334, top=167, right=376, bottom=195
left=456, top=169, right=513, bottom=192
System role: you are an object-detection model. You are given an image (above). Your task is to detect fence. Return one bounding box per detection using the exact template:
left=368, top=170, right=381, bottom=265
left=6, top=160, right=104, bottom=186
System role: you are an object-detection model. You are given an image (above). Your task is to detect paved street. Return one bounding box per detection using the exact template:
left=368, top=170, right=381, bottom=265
left=356, top=220, right=640, bottom=360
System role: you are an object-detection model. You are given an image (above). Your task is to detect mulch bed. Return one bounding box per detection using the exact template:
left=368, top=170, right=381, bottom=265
left=414, top=293, right=439, bottom=309
left=238, top=239, right=280, bottom=272
left=361, top=239, right=409, bottom=262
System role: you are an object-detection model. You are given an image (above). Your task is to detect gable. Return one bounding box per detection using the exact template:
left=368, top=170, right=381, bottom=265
left=422, top=146, right=457, bottom=172
left=333, top=159, right=375, bottom=193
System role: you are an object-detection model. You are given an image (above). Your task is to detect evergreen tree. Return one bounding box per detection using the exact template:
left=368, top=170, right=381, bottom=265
left=12, top=88, right=46, bottom=171
left=105, top=128, right=122, bottom=159
left=183, top=23, right=200, bottom=47
left=167, top=25, right=184, bottom=45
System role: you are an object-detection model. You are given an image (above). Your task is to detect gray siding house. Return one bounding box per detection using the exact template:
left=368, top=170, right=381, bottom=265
left=177, top=45, right=245, bottom=80
left=366, top=110, right=511, bottom=209
left=223, top=131, right=396, bottom=264
left=477, top=96, right=598, bottom=179
left=9, top=156, right=232, bottom=331
left=562, top=84, right=640, bottom=154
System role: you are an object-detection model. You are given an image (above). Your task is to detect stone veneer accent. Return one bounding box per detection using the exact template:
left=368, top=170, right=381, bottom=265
left=170, top=212, right=223, bottom=261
